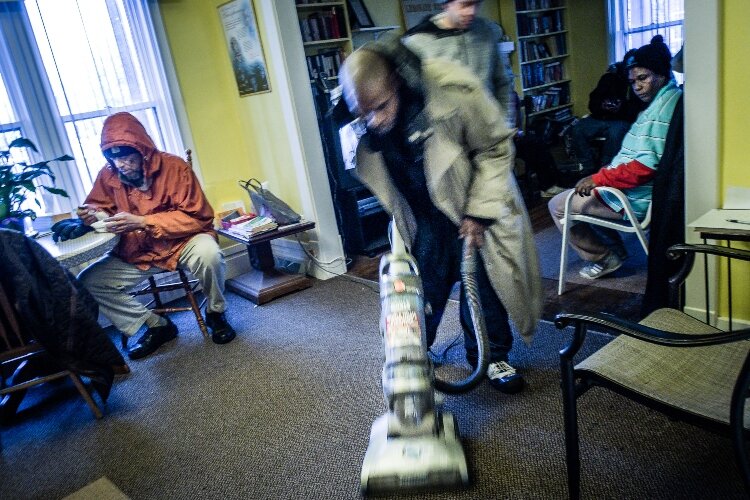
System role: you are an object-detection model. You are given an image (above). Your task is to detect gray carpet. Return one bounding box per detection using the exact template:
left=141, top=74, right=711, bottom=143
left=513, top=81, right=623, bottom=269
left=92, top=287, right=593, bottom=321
left=535, top=224, right=648, bottom=294
left=1, top=277, right=745, bottom=499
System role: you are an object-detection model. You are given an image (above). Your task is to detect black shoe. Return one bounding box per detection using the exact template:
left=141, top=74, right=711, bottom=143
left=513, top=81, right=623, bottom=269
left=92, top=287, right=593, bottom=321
left=205, top=311, right=236, bottom=345
left=487, top=361, right=525, bottom=394
left=128, top=318, right=178, bottom=360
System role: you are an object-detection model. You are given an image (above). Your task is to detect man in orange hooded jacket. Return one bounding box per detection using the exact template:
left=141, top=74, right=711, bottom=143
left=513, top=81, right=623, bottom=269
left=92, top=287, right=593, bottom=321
left=77, top=112, right=236, bottom=360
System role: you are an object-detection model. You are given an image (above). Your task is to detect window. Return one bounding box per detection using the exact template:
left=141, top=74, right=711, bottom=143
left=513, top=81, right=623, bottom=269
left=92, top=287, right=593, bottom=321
left=608, top=0, right=684, bottom=65
left=0, top=0, right=182, bottom=215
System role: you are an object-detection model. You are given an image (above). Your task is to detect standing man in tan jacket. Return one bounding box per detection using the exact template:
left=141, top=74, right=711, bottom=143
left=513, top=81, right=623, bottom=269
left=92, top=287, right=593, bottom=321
left=338, top=41, right=541, bottom=393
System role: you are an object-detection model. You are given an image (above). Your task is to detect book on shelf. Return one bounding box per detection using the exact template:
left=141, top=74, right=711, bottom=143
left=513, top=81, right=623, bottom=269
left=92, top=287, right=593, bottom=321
left=516, top=0, right=558, bottom=10
left=299, top=8, right=344, bottom=42
left=306, top=49, right=345, bottom=79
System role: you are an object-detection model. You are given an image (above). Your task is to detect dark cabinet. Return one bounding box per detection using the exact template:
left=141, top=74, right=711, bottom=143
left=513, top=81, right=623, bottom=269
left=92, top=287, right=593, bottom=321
left=336, top=185, right=390, bottom=257
left=311, top=80, right=389, bottom=259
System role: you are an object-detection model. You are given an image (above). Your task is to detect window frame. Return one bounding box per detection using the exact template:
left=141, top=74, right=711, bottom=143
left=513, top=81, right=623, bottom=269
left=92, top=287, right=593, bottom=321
left=607, top=0, right=684, bottom=64
left=0, top=0, right=188, bottom=214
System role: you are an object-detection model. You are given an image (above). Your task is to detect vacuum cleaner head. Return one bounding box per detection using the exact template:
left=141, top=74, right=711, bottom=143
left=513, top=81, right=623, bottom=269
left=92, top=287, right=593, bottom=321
left=360, top=412, right=469, bottom=495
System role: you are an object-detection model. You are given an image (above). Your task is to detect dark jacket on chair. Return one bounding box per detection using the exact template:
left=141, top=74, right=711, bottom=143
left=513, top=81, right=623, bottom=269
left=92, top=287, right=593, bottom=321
left=0, top=229, right=124, bottom=399
left=642, top=94, right=685, bottom=317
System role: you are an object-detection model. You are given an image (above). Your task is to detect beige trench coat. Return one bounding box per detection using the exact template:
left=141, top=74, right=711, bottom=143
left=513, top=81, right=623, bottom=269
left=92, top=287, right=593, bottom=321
left=353, top=61, right=542, bottom=343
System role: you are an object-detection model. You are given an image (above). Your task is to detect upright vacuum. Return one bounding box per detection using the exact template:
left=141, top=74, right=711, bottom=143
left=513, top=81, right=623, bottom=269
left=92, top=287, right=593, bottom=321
left=360, top=223, right=490, bottom=494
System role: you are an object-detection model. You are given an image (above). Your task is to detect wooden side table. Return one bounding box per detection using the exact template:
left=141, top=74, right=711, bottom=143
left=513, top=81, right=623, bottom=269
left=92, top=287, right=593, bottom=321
left=218, top=220, right=316, bottom=304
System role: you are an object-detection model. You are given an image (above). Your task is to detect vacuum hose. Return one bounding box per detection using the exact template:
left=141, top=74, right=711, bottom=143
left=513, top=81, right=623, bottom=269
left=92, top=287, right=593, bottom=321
left=433, top=242, right=491, bottom=394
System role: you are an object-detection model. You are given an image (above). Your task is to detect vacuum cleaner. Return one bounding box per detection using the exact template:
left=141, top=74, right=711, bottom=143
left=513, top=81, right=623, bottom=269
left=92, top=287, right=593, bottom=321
left=360, top=223, right=490, bottom=495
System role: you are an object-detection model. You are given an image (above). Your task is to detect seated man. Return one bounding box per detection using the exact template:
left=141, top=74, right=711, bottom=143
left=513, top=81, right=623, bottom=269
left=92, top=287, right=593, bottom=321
left=548, top=35, right=682, bottom=279
left=569, top=52, right=645, bottom=173
left=78, top=112, right=236, bottom=360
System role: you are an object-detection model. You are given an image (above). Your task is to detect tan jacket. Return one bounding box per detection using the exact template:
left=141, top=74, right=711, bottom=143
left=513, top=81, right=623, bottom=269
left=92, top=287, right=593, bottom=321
left=354, top=61, right=542, bottom=342
left=85, top=112, right=216, bottom=271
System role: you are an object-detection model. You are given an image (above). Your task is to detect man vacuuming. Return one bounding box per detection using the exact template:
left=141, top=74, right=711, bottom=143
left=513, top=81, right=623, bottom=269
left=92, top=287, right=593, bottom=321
left=337, top=40, right=541, bottom=394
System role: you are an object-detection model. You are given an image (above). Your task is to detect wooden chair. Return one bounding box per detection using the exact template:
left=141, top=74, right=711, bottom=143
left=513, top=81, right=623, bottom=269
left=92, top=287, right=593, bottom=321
left=125, top=149, right=209, bottom=347
left=555, top=243, right=750, bottom=499
left=0, top=281, right=103, bottom=421
left=557, top=186, right=652, bottom=295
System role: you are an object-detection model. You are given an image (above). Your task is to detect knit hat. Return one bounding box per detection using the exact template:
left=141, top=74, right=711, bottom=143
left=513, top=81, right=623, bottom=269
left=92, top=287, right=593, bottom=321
left=626, top=35, right=672, bottom=77
left=103, top=145, right=139, bottom=159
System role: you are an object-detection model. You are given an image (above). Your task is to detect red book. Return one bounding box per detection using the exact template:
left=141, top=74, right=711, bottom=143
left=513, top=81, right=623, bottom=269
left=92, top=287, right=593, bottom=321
left=330, top=7, right=340, bottom=39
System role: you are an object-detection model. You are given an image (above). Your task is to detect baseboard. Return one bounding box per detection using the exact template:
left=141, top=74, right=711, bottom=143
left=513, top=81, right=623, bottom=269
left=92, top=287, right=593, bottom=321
left=224, top=242, right=251, bottom=280
left=683, top=306, right=750, bottom=330
left=223, top=237, right=346, bottom=280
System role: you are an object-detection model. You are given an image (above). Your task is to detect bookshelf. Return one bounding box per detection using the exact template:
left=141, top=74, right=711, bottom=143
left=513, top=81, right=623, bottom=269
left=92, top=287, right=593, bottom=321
left=296, top=1, right=352, bottom=83
left=513, top=0, right=573, bottom=125
left=296, top=1, right=390, bottom=258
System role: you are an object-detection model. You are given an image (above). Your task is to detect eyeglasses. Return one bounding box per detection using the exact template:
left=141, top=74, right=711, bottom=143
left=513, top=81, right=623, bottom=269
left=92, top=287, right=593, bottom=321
left=111, top=153, right=141, bottom=166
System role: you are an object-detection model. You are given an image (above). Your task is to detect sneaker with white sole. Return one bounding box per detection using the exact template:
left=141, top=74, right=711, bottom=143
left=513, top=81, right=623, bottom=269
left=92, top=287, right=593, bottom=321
left=578, top=252, right=623, bottom=280
left=487, top=361, right=525, bottom=394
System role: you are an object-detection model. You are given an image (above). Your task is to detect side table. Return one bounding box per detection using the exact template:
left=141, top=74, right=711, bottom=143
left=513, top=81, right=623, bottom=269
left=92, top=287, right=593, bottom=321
left=688, top=208, right=750, bottom=330
left=218, top=220, right=316, bottom=304
left=36, top=231, right=119, bottom=270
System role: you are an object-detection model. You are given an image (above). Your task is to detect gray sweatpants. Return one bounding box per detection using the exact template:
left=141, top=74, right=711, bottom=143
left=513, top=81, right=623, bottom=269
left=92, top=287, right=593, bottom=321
left=78, top=233, right=226, bottom=336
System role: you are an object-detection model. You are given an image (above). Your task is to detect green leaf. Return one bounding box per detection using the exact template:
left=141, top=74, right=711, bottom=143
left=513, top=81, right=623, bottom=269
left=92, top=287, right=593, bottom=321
left=9, top=137, right=38, bottom=152
left=17, top=171, right=49, bottom=183
left=55, top=154, right=75, bottom=162
left=41, top=186, right=69, bottom=197
left=28, top=161, right=52, bottom=171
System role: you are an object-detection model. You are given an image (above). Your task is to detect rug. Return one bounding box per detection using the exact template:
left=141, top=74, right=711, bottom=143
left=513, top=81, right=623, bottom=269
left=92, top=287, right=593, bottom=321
left=1, top=279, right=746, bottom=499
left=534, top=223, right=647, bottom=294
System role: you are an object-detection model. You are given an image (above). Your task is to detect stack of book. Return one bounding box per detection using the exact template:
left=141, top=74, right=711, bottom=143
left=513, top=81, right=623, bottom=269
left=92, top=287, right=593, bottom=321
left=223, top=215, right=278, bottom=239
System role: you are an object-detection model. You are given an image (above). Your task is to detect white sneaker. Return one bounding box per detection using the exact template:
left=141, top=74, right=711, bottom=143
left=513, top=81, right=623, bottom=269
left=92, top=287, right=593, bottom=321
left=541, top=185, right=567, bottom=197
left=487, top=361, right=525, bottom=394
left=578, top=252, right=623, bottom=279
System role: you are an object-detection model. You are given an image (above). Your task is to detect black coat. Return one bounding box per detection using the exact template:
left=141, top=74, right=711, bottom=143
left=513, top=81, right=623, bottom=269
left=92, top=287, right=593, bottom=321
left=588, top=72, right=645, bottom=122
left=642, top=94, right=685, bottom=317
left=0, top=229, right=124, bottom=399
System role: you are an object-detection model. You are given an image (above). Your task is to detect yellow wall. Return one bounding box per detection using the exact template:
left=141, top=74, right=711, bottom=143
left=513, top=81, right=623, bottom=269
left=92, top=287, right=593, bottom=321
left=721, top=0, right=750, bottom=319
left=566, top=0, right=609, bottom=116
left=722, top=1, right=750, bottom=191
left=158, top=0, right=301, bottom=214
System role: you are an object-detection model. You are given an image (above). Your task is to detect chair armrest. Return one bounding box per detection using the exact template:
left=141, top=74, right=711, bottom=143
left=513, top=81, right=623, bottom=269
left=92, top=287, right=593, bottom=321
left=555, top=312, right=750, bottom=348
left=594, top=187, right=646, bottom=224
left=665, top=243, right=750, bottom=308
left=668, top=243, right=750, bottom=262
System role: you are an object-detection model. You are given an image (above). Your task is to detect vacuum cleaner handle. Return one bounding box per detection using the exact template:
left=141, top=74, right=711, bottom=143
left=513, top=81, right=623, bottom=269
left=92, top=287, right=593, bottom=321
left=434, top=241, right=491, bottom=394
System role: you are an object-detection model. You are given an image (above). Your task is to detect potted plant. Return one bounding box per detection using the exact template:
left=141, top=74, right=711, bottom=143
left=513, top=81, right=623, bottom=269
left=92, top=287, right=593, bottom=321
left=0, top=137, right=73, bottom=232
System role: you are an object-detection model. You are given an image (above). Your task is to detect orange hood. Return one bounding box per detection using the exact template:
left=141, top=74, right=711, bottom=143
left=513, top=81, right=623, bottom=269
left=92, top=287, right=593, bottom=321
left=100, top=112, right=160, bottom=178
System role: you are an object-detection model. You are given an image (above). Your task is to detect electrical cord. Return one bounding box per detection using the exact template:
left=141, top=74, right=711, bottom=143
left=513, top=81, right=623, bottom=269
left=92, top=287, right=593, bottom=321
left=428, top=332, right=464, bottom=366
left=293, top=235, right=382, bottom=293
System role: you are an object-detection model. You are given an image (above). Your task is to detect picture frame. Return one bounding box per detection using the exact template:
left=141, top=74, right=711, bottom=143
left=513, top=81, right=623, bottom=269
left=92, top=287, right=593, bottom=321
left=346, top=0, right=375, bottom=29
left=218, top=0, right=271, bottom=97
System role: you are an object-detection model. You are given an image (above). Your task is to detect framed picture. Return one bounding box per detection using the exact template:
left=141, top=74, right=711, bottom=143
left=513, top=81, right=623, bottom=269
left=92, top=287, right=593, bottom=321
left=218, top=0, right=270, bottom=97
left=346, top=0, right=375, bottom=29
left=400, top=0, right=442, bottom=30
